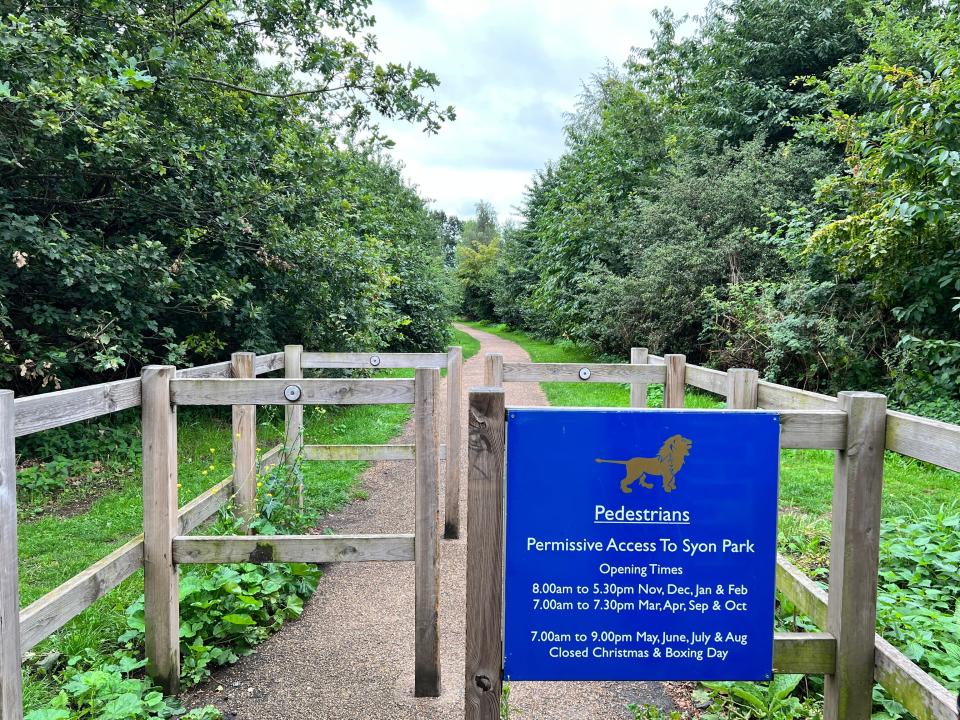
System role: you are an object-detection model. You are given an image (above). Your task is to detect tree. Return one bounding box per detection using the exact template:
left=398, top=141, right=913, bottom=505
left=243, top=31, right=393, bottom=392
left=431, top=210, right=464, bottom=266
left=0, top=1, right=455, bottom=391
left=461, top=200, right=500, bottom=247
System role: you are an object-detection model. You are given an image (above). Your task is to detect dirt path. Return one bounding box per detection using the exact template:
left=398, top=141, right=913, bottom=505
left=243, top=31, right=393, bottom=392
left=184, top=323, right=674, bottom=719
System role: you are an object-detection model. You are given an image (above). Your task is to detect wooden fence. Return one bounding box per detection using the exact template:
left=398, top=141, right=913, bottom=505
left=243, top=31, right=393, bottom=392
left=470, top=351, right=960, bottom=720
left=1, top=346, right=461, bottom=717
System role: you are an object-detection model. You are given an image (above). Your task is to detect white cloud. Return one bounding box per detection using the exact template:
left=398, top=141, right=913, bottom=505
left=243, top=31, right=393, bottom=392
left=371, top=0, right=708, bottom=221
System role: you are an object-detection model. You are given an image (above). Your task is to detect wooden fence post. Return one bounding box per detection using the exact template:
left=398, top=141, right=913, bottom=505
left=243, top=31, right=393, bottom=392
left=0, top=391, right=23, bottom=720
left=142, top=365, right=180, bottom=694
left=283, top=345, right=304, bottom=507
left=231, top=352, right=256, bottom=531
left=444, top=346, right=463, bottom=539
left=415, top=367, right=442, bottom=697
left=464, top=387, right=506, bottom=720
left=630, top=347, right=649, bottom=408
left=484, top=353, right=503, bottom=387
left=664, top=354, right=686, bottom=408
left=726, top=368, right=759, bottom=410
left=824, top=391, right=887, bottom=720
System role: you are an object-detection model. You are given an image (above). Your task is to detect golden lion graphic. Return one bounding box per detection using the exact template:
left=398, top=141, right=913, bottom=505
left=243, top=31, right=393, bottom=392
left=595, top=434, right=693, bottom=494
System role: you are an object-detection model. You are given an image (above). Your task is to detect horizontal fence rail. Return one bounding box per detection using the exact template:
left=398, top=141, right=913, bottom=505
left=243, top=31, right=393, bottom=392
left=504, top=406, right=847, bottom=450
left=173, top=534, right=415, bottom=564
left=648, top=353, right=960, bottom=473
left=773, top=632, right=836, bottom=675
left=502, top=362, right=667, bottom=384
left=170, top=378, right=416, bottom=406
left=301, top=351, right=447, bottom=369
left=13, top=378, right=141, bottom=438
left=13, top=352, right=286, bottom=438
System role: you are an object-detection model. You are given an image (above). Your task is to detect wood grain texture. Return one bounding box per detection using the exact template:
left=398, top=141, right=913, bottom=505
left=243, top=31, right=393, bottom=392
left=283, top=345, right=304, bottom=510
left=175, top=361, right=232, bottom=379
left=231, top=353, right=256, bottom=530
left=774, top=633, right=836, bottom=675
left=177, top=477, right=234, bottom=535
left=445, top=346, right=463, bottom=539
left=13, top=352, right=275, bottom=437
left=414, top=368, right=441, bottom=697
left=502, top=362, right=666, bottom=384
left=254, top=352, right=284, bottom=374
left=776, top=555, right=828, bottom=629
left=464, top=388, right=505, bottom=720
left=653, top=354, right=959, bottom=470
left=484, top=353, right=503, bottom=387
left=301, top=351, right=447, bottom=369
left=825, top=392, right=887, bottom=720
left=170, top=378, right=416, bottom=406
left=302, top=444, right=447, bottom=461
left=141, top=366, right=180, bottom=694
left=13, top=378, right=141, bottom=437
left=726, top=368, right=759, bottom=410
left=173, top=534, right=414, bottom=564
left=779, top=410, right=847, bottom=449
left=20, top=461, right=260, bottom=654
left=630, top=348, right=649, bottom=408
left=0, top=392, right=23, bottom=719
left=886, top=410, right=960, bottom=473
left=874, top=636, right=960, bottom=720
left=757, top=380, right=838, bottom=410
left=664, top=354, right=686, bottom=408
left=685, top=364, right=728, bottom=396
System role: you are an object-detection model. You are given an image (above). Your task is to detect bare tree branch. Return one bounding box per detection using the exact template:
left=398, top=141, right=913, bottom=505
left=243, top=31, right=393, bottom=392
left=186, top=75, right=358, bottom=98
left=177, top=0, right=216, bottom=26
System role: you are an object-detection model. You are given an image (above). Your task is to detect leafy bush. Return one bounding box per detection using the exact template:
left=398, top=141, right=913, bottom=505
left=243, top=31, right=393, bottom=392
left=120, top=561, right=319, bottom=687
left=28, top=455, right=321, bottom=717
left=0, top=2, right=455, bottom=393
left=701, top=675, right=819, bottom=719
left=25, top=654, right=221, bottom=720
left=877, top=508, right=960, bottom=693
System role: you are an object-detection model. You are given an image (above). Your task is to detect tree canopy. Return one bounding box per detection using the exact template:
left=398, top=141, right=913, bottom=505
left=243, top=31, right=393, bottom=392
left=1, top=0, right=456, bottom=392
left=456, top=0, right=960, bottom=421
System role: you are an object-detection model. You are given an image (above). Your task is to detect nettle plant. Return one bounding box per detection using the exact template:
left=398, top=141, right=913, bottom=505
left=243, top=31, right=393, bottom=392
left=28, top=456, right=320, bottom=719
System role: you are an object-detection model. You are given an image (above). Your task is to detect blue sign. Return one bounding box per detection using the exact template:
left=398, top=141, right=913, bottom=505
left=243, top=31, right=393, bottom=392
left=504, top=408, right=780, bottom=681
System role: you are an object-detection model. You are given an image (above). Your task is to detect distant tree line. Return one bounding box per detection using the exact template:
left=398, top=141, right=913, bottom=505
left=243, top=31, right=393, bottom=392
left=0, top=0, right=457, bottom=393
left=457, top=0, right=960, bottom=421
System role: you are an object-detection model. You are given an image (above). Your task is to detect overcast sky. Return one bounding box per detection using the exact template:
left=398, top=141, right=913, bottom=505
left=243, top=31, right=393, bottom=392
left=371, top=0, right=707, bottom=222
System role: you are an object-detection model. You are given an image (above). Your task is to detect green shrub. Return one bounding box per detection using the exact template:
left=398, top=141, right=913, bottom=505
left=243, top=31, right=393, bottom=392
left=27, top=455, right=321, bottom=717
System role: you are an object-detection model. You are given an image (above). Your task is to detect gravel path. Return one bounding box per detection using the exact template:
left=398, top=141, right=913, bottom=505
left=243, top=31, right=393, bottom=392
left=184, top=323, right=674, bottom=719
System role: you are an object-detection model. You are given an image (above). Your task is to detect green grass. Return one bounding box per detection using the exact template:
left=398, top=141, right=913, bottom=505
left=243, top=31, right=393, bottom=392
left=461, top=320, right=959, bottom=523
left=451, top=325, right=481, bottom=362
left=17, top=354, right=443, bottom=710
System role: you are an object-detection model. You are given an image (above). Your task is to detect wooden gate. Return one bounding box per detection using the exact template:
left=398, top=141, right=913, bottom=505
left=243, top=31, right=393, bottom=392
left=466, top=353, right=886, bottom=720
left=142, top=363, right=443, bottom=697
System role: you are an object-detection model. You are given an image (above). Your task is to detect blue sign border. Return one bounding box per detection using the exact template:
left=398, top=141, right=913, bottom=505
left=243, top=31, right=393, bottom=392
left=503, top=408, right=780, bottom=681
